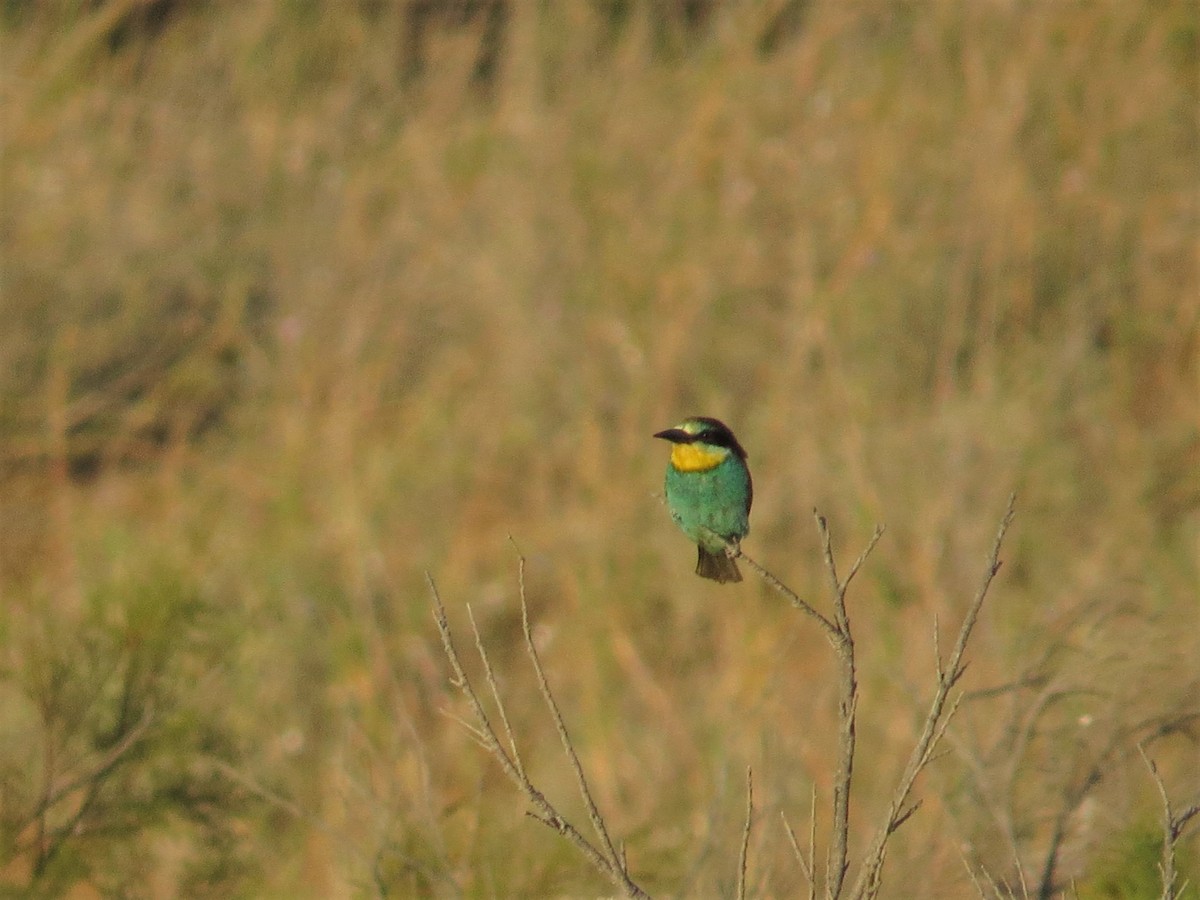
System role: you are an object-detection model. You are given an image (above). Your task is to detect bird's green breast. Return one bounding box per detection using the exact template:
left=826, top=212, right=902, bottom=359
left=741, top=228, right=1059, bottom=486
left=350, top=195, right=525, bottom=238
left=664, top=454, right=752, bottom=553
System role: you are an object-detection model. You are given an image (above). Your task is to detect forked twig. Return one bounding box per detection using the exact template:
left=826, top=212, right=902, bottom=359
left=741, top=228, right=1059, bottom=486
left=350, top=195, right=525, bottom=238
left=430, top=571, right=648, bottom=899
left=849, top=494, right=1016, bottom=899
left=822, top=516, right=885, bottom=900
left=740, top=516, right=884, bottom=900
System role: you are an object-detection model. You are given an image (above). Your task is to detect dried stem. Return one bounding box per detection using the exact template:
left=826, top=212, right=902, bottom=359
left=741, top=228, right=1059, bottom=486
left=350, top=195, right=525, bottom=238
left=737, top=766, right=754, bottom=900
left=822, top=516, right=885, bottom=900
left=429, top=571, right=648, bottom=899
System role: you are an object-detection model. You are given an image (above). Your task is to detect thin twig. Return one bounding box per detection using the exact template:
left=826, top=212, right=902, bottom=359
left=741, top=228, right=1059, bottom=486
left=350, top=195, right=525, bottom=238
left=737, top=767, right=754, bottom=900
left=1178, top=806, right=1200, bottom=839
left=515, top=554, right=629, bottom=886
left=943, top=497, right=1017, bottom=690
left=208, top=756, right=310, bottom=821
left=735, top=547, right=839, bottom=644
left=960, top=852, right=987, bottom=900
left=848, top=494, right=1016, bottom=900
left=782, top=803, right=817, bottom=900
left=809, top=783, right=819, bottom=900
left=466, top=603, right=527, bottom=782
left=430, top=574, right=520, bottom=781
left=933, top=613, right=944, bottom=683
left=840, top=522, right=886, bottom=596
left=437, top=707, right=491, bottom=748
left=960, top=851, right=1007, bottom=900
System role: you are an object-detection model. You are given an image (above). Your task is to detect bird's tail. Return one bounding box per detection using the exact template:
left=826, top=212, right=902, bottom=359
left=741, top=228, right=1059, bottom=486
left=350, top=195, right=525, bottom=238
left=696, top=545, right=742, bottom=583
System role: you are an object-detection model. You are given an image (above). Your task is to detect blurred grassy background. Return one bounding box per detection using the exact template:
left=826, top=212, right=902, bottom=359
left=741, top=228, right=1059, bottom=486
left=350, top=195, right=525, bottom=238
left=2, top=0, right=1198, bottom=896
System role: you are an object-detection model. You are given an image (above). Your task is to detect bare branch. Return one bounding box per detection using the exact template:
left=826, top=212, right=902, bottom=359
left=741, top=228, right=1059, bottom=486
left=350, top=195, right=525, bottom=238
left=817, top=515, right=883, bottom=900
left=515, top=555, right=629, bottom=884
left=746, top=513, right=883, bottom=900
left=429, top=572, right=649, bottom=898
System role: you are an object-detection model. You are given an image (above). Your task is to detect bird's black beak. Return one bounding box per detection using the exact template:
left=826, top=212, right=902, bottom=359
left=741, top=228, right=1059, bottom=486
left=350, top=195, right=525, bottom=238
left=653, top=428, right=693, bottom=443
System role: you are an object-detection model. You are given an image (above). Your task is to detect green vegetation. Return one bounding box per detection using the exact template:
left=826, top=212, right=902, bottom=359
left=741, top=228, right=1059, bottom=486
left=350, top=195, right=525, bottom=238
left=2, top=1, right=1197, bottom=895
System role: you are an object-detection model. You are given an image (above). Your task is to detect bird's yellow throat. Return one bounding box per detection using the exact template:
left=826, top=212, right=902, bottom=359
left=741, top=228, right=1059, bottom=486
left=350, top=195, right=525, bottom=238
left=670, top=443, right=729, bottom=472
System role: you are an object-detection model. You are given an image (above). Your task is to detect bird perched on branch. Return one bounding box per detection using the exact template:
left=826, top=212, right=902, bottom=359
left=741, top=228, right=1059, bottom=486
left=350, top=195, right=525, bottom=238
left=653, top=416, right=752, bottom=583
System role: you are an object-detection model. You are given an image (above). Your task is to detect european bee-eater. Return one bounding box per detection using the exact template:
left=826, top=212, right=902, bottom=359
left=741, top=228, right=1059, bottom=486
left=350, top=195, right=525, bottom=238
left=653, top=416, right=753, bottom=583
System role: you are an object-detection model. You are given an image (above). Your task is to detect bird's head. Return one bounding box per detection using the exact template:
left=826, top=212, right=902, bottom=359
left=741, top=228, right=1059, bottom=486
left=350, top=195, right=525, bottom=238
left=653, top=416, right=748, bottom=472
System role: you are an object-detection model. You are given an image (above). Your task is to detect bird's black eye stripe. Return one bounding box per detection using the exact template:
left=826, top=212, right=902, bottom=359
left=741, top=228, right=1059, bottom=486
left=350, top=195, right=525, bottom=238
left=697, top=428, right=732, bottom=448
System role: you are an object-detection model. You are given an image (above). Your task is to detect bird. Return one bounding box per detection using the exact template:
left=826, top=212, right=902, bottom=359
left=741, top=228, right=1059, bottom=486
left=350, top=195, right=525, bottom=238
left=653, top=416, right=753, bottom=583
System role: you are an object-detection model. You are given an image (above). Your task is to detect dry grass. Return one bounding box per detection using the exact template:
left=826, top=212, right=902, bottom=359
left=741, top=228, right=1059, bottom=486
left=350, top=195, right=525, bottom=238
left=2, top=1, right=1198, bottom=896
